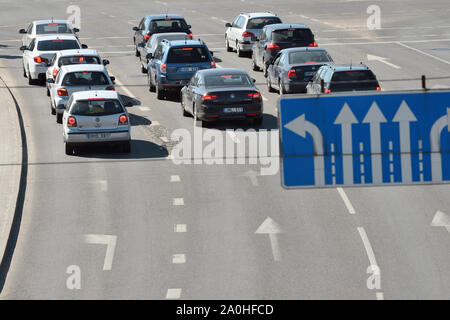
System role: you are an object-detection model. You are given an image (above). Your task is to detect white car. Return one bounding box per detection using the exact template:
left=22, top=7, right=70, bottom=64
left=63, top=90, right=131, bottom=155
left=20, top=34, right=86, bottom=85
left=48, top=64, right=115, bottom=123
left=45, top=49, right=109, bottom=96
left=18, top=20, right=79, bottom=47
left=224, top=12, right=282, bottom=57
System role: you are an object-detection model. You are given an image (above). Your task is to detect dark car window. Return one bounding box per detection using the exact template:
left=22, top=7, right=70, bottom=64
left=62, top=71, right=109, bottom=86
left=59, top=56, right=101, bottom=67
left=28, top=39, right=36, bottom=51
left=70, top=99, right=124, bottom=116
left=149, top=19, right=189, bottom=33
left=37, top=39, right=80, bottom=51
left=330, top=70, right=378, bottom=91
left=36, top=23, right=71, bottom=34
left=332, top=70, right=376, bottom=82
left=205, top=74, right=253, bottom=88
left=272, top=28, right=314, bottom=42
left=247, top=17, right=282, bottom=29
left=166, top=46, right=211, bottom=63
left=289, top=51, right=332, bottom=64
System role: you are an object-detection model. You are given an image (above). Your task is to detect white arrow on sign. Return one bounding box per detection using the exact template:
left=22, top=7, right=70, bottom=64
left=84, top=234, right=117, bottom=271
left=255, top=217, right=283, bottom=262
left=393, top=101, right=417, bottom=184
left=430, top=107, right=449, bottom=182
left=431, top=210, right=450, bottom=232
left=334, top=103, right=359, bottom=186
left=363, top=102, right=387, bottom=184
left=284, top=114, right=325, bottom=186
left=367, top=54, right=401, bottom=69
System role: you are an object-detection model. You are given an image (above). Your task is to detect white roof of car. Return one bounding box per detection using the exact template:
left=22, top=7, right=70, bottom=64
left=34, top=34, right=79, bottom=41
left=59, top=64, right=107, bottom=74
left=56, top=49, right=99, bottom=57
left=153, top=32, right=189, bottom=39
left=71, top=90, right=119, bottom=100
left=33, top=20, right=70, bottom=25
left=242, top=12, right=278, bottom=18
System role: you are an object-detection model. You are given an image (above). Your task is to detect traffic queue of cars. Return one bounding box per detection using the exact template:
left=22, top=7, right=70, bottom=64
left=19, top=12, right=381, bottom=155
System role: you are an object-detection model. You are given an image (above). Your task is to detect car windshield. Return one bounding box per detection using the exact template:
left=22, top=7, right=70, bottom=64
left=36, top=23, right=72, bottom=34
left=289, top=51, right=332, bottom=64
left=167, top=47, right=210, bottom=63
left=332, top=70, right=376, bottom=82
left=149, top=19, right=189, bottom=33
left=62, top=71, right=109, bottom=86
left=272, top=28, right=314, bottom=42
left=205, top=74, right=253, bottom=88
left=37, top=40, right=80, bottom=51
left=58, top=56, right=101, bottom=67
left=247, top=17, right=282, bottom=29
left=70, top=99, right=123, bottom=116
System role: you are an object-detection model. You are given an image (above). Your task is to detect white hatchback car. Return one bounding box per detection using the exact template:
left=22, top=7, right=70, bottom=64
left=48, top=64, right=115, bottom=123
left=18, top=20, right=79, bottom=47
left=20, top=34, right=86, bottom=84
left=63, top=91, right=131, bottom=155
left=45, top=49, right=109, bottom=96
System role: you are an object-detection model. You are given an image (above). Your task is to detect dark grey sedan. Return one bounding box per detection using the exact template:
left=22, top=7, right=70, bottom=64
left=181, top=68, right=263, bottom=125
left=266, top=47, right=334, bottom=94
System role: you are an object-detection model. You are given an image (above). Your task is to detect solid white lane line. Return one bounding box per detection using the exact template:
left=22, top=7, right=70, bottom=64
left=172, top=254, right=186, bottom=264
left=174, top=224, right=187, bottom=233
left=170, top=175, right=181, bottom=182
left=166, top=288, right=182, bottom=299
left=216, top=63, right=223, bottom=68
left=151, top=121, right=160, bottom=126
left=113, top=78, right=137, bottom=99
left=83, top=234, right=117, bottom=271
left=173, top=198, right=184, bottom=206
left=337, top=187, right=356, bottom=214
left=396, top=42, right=450, bottom=65
left=322, top=38, right=450, bottom=46
left=357, top=227, right=378, bottom=267
left=139, top=106, right=150, bottom=111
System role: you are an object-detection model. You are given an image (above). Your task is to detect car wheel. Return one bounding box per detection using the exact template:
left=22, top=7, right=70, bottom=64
left=236, top=42, right=244, bottom=57
left=267, top=76, right=275, bottom=93
left=252, top=54, right=260, bottom=71
left=147, top=73, right=155, bottom=92
left=46, top=87, right=50, bottom=97
left=65, top=143, right=74, bottom=156
left=23, top=64, right=27, bottom=78
left=156, top=81, right=164, bottom=100
left=56, top=113, right=62, bottom=124
left=134, top=39, right=140, bottom=57
left=225, top=37, right=232, bottom=52
left=181, top=97, right=190, bottom=117
left=50, top=101, right=56, bottom=115
left=28, top=71, right=36, bottom=85
left=262, top=60, right=268, bottom=77
left=141, top=63, right=147, bottom=74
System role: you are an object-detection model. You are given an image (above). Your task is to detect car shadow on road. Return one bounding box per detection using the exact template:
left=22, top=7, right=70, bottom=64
left=205, top=113, right=278, bottom=131
left=0, top=55, right=21, bottom=60
left=119, top=94, right=141, bottom=107
left=129, top=112, right=151, bottom=126
left=76, top=139, right=169, bottom=160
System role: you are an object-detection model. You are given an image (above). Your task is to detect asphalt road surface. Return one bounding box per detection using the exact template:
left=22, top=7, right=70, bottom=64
left=0, top=0, right=449, bottom=299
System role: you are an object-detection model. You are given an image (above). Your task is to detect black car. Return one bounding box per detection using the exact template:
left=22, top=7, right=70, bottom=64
left=132, top=14, right=192, bottom=57
left=266, top=47, right=334, bottom=94
left=181, top=68, right=263, bottom=125
left=306, top=64, right=381, bottom=94
left=251, top=23, right=317, bottom=76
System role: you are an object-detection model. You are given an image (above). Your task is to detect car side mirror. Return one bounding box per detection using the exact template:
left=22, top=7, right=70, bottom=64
left=81, top=44, right=88, bottom=49
left=255, top=38, right=259, bottom=42
left=73, top=28, right=80, bottom=33
left=209, top=51, right=214, bottom=56
left=188, top=25, right=192, bottom=29
left=103, top=59, right=110, bottom=65
left=225, top=23, right=232, bottom=28
left=137, top=43, right=144, bottom=47
left=132, top=26, right=139, bottom=31
left=252, top=78, right=256, bottom=83
left=19, top=45, right=27, bottom=51
left=19, top=29, right=26, bottom=34
left=47, top=78, right=55, bottom=84
left=110, top=76, right=115, bottom=82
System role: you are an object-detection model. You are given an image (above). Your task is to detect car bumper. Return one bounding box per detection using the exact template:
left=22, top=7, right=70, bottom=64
left=284, top=81, right=309, bottom=93
left=29, top=64, right=48, bottom=80
left=238, top=41, right=254, bottom=52
left=196, top=103, right=263, bottom=121
left=159, top=78, right=190, bottom=90
left=64, top=130, right=131, bottom=144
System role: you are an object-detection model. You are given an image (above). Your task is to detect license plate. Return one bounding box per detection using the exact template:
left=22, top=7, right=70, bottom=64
left=224, top=107, right=244, bottom=113
left=180, top=67, right=198, bottom=72
left=87, top=133, right=111, bottom=139
left=305, top=71, right=315, bottom=76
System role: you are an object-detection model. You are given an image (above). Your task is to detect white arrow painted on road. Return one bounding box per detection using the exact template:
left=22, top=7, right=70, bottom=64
left=367, top=54, right=401, bottom=69
left=84, top=234, right=117, bottom=271
left=243, top=170, right=259, bottom=186
left=255, top=217, right=283, bottom=262
left=430, top=107, right=449, bottom=182
left=363, top=102, right=387, bottom=184
left=335, top=103, right=359, bottom=185
left=284, top=114, right=325, bottom=186
left=393, top=101, right=417, bottom=184
left=431, top=210, right=450, bottom=232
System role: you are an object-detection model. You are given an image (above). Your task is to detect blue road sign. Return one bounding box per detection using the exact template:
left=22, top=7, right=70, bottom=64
left=279, top=90, right=450, bottom=188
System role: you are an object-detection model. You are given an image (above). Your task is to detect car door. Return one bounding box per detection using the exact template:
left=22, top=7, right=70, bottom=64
left=273, top=53, right=284, bottom=82
left=185, top=74, right=199, bottom=113
left=135, top=18, right=145, bottom=45
left=150, top=46, right=163, bottom=83
left=268, top=53, right=281, bottom=84
left=23, top=23, right=33, bottom=46
left=257, top=29, right=268, bottom=66
left=228, top=16, right=241, bottom=44
left=23, top=38, right=35, bottom=70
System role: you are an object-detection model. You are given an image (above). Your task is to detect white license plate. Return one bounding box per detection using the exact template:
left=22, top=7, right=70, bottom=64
left=305, top=71, right=315, bottom=76
left=224, top=107, right=244, bottom=113
left=180, top=67, right=198, bottom=72
left=87, top=133, right=111, bottom=139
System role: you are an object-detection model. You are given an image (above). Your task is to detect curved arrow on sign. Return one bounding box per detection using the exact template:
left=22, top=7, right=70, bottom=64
left=430, top=107, right=450, bottom=182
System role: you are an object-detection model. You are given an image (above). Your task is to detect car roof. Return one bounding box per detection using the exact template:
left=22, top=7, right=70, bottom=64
left=33, top=20, right=70, bottom=25
left=56, top=49, right=99, bottom=57
left=152, top=32, right=189, bottom=39
left=71, top=90, right=119, bottom=101
left=279, top=47, right=328, bottom=54
left=60, top=64, right=107, bottom=73
left=326, top=64, right=371, bottom=72
left=145, top=14, right=185, bottom=20
left=34, top=34, right=79, bottom=41
left=264, top=23, right=310, bottom=30
left=240, top=12, right=278, bottom=19
left=164, top=39, right=205, bottom=47
left=197, top=68, right=249, bottom=76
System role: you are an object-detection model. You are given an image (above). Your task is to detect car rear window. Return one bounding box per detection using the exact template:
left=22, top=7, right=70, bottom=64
left=62, top=71, right=109, bottom=86
left=272, top=28, right=314, bottom=42
left=149, top=19, right=189, bottom=33
left=36, top=23, right=71, bottom=34
left=166, top=46, right=211, bottom=63
left=37, top=40, right=80, bottom=51
left=205, top=74, right=253, bottom=88
left=70, top=99, right=123, bottom=116
left=59, top=55, right=101, bottom=67
left=246, top=17, right=282, bottom=29
left=332, top=70, right=376, bottom=82
left=289, top=51, right=332, bottom=64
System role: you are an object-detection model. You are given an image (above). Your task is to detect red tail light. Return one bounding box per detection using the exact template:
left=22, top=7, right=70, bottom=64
left=288, top=69, right=297, bottom=79
left=188, top=33, right=193, bottom=39
left=247, top=92, right=261, bottom=100
left=376, top=86, right=381, bottom=91
left=210, top=61, right=216, bottom=68
left=67, top=116, right=77, bottom=127
left=57, top=88, right=68, bottom=96
left=34, top=56, right=49, bottom=64
left=105, top=86, right=115, bottom=91
left=144, top=34, right=151, bottom=41
left=242, top=31, right=255, bottom=38
left=325, top=89, right=331, bottom=94
left=308, top=41, right=318, bottom=47
left=118, top=114, right=128, bottom=125
left=202, top=94, right=218, bottom=101
left=266, top=43, right=280, bottom=50
left=160, top=63, right=167, bottom=73
left=52, top=68, right=59, bottom=79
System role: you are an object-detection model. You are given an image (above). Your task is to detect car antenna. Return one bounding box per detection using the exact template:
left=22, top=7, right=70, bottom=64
left=350, top=59, right=352, bottom=70
left=51, top=16, right=53, bottom=23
